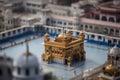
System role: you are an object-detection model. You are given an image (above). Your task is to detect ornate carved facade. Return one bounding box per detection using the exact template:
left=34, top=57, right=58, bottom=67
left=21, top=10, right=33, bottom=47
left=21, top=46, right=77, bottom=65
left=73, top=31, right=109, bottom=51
left=42, top=29, right=85, bottom=67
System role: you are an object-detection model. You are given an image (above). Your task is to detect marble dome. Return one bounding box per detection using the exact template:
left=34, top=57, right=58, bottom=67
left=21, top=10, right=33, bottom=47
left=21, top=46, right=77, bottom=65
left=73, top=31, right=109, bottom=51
left=109, top=46, right=120, bottom=56
left=16, top=53, right=39, bottom=67
left=14, top=43, right=39, bottom=68
left=13, top=43, right=42, bottom=80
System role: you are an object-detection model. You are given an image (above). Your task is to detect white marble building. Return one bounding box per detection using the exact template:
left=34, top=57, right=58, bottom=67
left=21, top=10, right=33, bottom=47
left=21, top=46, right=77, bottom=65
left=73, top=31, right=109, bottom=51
left=108, top=46, right=120, bottom=68
left=13, top=43, right=43, bottom=80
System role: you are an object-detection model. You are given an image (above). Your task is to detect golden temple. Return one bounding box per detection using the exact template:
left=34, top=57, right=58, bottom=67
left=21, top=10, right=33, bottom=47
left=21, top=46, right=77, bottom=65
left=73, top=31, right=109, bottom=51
left=42, top=29, right=85, bottom=67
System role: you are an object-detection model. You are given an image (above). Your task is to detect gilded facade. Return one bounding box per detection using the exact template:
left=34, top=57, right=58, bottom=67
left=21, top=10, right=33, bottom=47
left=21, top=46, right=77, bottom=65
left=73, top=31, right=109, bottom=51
left=42, top=29, right=85, bottom=67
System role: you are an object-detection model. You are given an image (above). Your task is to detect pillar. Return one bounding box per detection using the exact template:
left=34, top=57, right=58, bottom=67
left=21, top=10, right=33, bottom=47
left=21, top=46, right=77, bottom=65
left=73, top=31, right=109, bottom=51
left=99, top=14, right=102, bottom=20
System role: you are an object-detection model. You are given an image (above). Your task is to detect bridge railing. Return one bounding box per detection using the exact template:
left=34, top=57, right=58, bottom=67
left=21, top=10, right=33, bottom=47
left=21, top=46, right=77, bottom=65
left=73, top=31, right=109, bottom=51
left=70, top=62, right=107, bottom=80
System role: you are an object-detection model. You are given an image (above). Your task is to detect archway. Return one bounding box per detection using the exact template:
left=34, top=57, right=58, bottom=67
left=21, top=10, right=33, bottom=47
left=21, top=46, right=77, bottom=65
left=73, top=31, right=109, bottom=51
left=102, top=16, right=107, bottom=21
left=110, top=29, right=114, bottom=35
left=46, top=18, right=51, bottom=26
left=109, top=17, right=115, bottom=22
left=116, top=18, right=120, bottom=23
left=103, top=28, right=108, bottom=34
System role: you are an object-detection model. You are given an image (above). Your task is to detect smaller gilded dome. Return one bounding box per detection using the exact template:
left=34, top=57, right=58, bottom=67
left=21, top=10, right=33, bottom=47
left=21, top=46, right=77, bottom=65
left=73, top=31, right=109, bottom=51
left=80, top=31, right=84, bottom=35
left=44, top=33, right=50, bottom=37
left=109, top=45, right=120, bottom=56
left=58, top=32, right=65, bottom=37
left=104, top=64, right=119, bottom=76
left=66, top=29, right=72, bottom=37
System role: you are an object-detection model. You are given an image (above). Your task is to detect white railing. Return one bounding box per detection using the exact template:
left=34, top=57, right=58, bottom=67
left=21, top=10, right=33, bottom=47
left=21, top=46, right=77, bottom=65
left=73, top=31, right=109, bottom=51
left=70, top=62, right=107, bottom=80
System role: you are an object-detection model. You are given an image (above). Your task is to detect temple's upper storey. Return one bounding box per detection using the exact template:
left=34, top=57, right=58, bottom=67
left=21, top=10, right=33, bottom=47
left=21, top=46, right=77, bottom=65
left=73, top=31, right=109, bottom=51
left=42, top=29, right=85, bottom=67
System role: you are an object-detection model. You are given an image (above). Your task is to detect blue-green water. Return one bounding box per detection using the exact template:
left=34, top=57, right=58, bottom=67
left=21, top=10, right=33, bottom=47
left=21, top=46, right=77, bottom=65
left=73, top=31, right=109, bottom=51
left=0, top=36, right=108, bottom=80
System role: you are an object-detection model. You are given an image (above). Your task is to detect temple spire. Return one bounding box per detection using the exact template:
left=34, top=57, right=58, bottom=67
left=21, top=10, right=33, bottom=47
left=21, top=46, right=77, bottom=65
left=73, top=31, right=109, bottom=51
left=26, top=41, right=29, bottom=53
left=24, top=40, right=31, bottom=57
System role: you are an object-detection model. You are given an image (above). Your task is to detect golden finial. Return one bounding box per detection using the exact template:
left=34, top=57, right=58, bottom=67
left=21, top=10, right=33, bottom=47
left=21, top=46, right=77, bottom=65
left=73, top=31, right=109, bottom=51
left=44, top=33, right=50, bottom=37
left=24, top=41, right=31, bottom=57
left=58, top=27, right=65, bottom=37
left=66, top=28, right=73, bottom=37
left=44, top=33, right=50, bottom=42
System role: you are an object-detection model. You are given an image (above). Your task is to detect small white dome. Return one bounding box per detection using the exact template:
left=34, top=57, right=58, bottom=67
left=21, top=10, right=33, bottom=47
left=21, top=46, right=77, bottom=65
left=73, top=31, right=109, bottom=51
left=15, top=43, right=39, bottom=68
left=113, top=0, right=120, bottom=5
left=13, top=43, right=42, bottom=80
left=15, top=53, right=39, bottom=68
left=109, top=46, right=120, bottom=56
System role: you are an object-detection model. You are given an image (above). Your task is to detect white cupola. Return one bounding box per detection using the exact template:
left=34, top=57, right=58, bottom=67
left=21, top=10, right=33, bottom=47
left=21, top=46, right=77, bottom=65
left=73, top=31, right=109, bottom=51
left=13, top=42, right=43, bottom=80
left=113, top=0, right=120, bottom=5
left=108, top=45, right=120, bottom=68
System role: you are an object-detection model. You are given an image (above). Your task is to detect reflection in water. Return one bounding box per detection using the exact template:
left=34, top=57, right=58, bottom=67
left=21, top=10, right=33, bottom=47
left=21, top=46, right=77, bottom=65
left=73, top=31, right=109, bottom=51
left=0, top=37, right=108, bottom=80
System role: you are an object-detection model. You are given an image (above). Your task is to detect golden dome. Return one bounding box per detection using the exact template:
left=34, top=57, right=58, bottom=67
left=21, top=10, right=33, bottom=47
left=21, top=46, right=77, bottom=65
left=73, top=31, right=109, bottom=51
left=104, top=64, right=119, bottom=76
left=44, top=33, right=50, bottom=37
left=80, top=31, right=84, bottom=34
left=109, top=45, right=120, bottom=56
left=24, top=51, right=31, bottom=57
left=66, top=29, right=72, bottom=36
left=58, top=32, right=65, bottom=37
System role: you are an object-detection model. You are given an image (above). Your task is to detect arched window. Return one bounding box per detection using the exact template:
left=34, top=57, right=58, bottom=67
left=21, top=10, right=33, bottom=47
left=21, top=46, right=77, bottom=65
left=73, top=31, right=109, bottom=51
left=98, top=36, right=102, bottom=40
left=109, top=17, right=115, bottom=22
left=102, top=16, right=107, bottom=21
left=110, top=29, right=114, bottom=32
left=80, top=24, right=83, bottom=30
left=46, top=28, right=49, bottom=31
left=116, top=30, right=119, bottom=35
left=25, top=68, right=29, bottom=76
left=91, top=35, right=95, bottom=38
left=103, top=28, right=108, bottom=34
left=113, top=39, right=117, bottom=43
left=116, top=18, right=120, bottom=23
left=89, top=26, right=92, bottom=29
left=85, top=25, right=88, bottom=29
left=46, top=18, right=51, bottom=26
left=110, top=29, right=114, bottom=34
left=0, top=69, right=2, bottom=76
